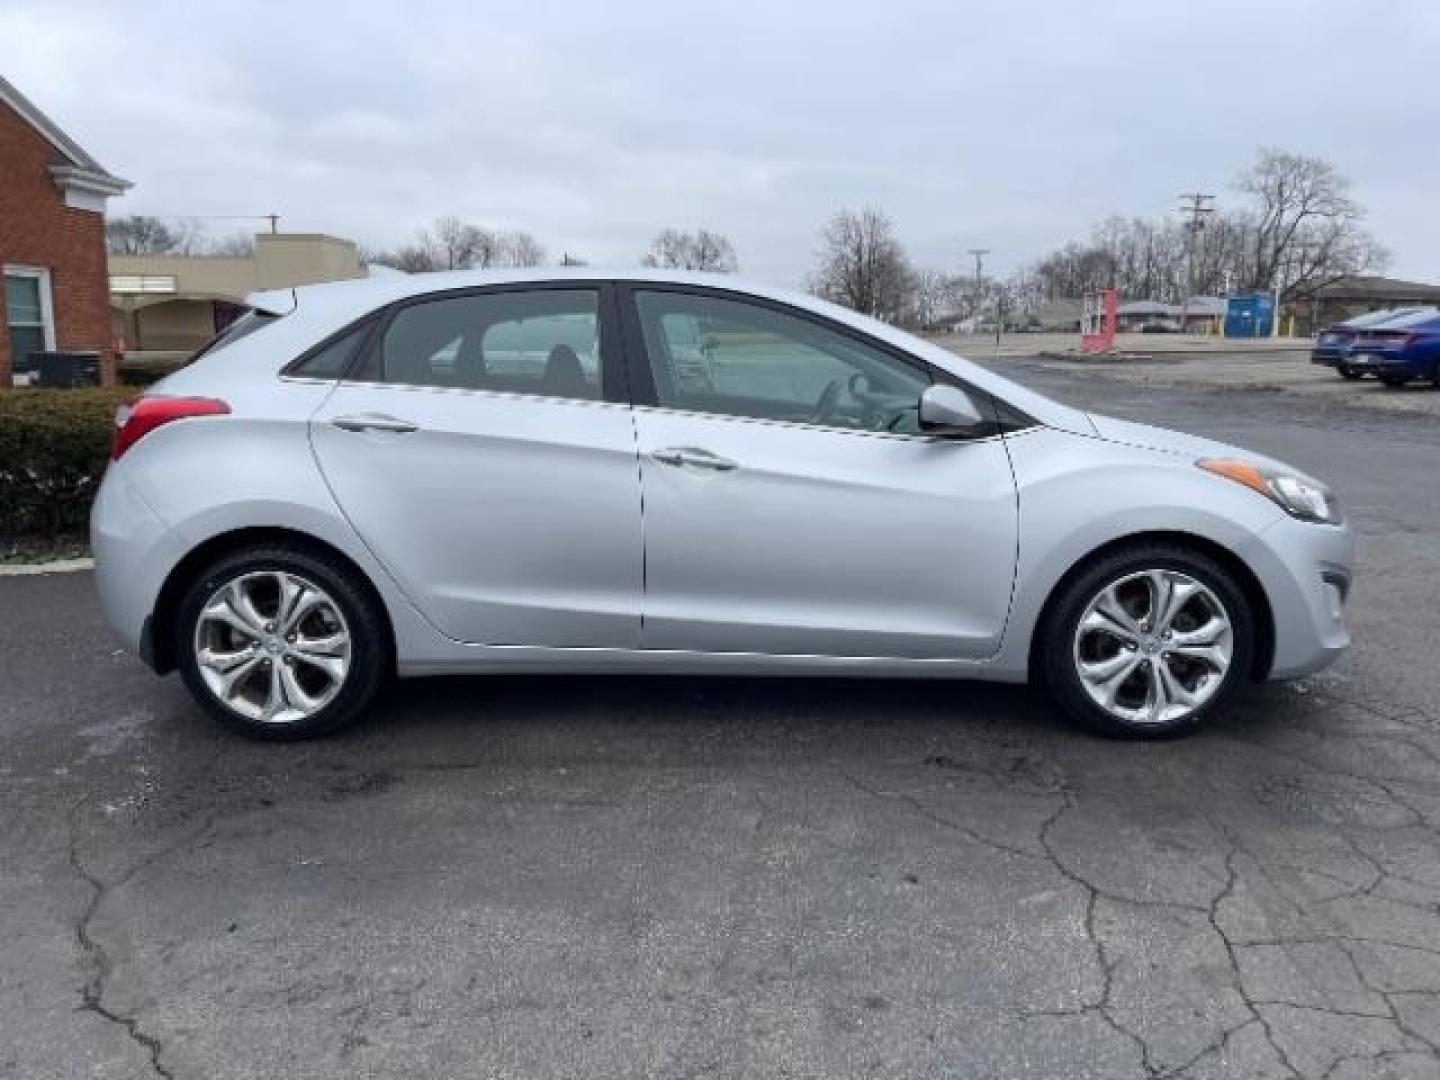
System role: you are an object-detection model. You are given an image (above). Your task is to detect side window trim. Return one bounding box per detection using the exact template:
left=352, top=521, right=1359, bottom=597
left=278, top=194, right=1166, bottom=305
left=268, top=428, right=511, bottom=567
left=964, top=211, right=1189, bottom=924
left=344, top=281, right=628, bottom=404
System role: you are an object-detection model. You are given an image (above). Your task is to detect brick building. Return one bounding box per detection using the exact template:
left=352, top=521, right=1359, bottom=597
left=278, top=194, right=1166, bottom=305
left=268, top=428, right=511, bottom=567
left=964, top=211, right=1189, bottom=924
left=1, top=75, right=130, bottom=386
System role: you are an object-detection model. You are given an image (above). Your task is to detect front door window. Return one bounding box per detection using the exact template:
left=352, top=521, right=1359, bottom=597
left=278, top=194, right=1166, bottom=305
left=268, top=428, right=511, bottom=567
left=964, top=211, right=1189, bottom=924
left=633, top=290, right=930, bottom=433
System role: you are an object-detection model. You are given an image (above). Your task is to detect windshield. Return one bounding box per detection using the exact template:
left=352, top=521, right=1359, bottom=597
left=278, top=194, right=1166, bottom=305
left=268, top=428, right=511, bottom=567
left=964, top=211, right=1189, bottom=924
left=1338, top=308, right=1421, bottom=329
left=1366, top=308, right=1440, bottom=330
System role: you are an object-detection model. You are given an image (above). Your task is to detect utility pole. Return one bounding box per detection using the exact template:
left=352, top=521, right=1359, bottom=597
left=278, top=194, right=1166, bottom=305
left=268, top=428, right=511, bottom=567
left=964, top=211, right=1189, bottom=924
left=1176, top=193, right=1214, bottom=331
left=967, top=248, right=989, bottom=336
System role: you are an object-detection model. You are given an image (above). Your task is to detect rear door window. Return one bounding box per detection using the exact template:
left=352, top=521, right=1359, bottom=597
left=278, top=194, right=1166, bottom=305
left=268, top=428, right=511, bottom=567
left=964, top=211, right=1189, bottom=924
left=375, top=289, right=602, bottom=401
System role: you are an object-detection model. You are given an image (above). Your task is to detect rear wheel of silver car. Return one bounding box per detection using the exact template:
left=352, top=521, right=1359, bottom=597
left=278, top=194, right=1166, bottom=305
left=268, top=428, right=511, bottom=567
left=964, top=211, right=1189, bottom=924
left=1040, top=544, right=1255, bottom=738
left=176, top=544, right=389, bottom=740
left=1338, top=365, right=1362, bottom=380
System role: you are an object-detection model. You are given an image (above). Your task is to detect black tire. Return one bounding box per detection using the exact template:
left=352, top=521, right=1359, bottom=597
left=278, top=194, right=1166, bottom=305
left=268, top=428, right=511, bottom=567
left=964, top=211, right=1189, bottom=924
left=1037, top=542, right=1256, bottom=738
left=1379, top=375, right=1409, bottom=388
left=1338, top=366, right=1362, bottom=380
left=175, top=542, right=390, bottom=740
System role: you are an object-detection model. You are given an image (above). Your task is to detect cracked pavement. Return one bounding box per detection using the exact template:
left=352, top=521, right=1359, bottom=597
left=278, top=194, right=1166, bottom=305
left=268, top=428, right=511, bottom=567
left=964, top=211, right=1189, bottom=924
left=1, top=363, right=1438, bottom=1078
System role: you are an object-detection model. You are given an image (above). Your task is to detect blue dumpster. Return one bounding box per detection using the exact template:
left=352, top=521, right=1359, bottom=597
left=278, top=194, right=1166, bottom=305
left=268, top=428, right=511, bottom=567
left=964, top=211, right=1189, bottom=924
left=1224, top=292, right=1275, bottom=338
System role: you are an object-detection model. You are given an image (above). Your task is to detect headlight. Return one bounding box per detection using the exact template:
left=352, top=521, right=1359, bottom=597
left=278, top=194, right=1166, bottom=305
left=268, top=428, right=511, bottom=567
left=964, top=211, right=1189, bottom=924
left=1198, top=458, right=1343, bottom=525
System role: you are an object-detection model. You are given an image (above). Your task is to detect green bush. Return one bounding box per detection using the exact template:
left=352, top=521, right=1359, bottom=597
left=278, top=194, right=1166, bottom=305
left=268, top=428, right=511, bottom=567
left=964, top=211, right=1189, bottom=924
left=0, top=388, right=133, bottom=540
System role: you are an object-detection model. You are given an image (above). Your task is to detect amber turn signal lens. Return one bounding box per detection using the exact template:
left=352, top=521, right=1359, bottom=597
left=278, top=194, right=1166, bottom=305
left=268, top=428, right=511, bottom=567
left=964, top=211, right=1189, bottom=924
left=1197, top=458, right=1269, bottom=497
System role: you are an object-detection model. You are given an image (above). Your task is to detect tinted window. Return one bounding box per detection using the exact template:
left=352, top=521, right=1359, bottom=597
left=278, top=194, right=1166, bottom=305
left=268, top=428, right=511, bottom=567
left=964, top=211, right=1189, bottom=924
left=290, top=323, right=368, bottom=379
left=378, top=289, right=601, bottom=400
left=1373, top=308, right=1440, bottom=330
left=190, top=309, right=279, bottom=361
left=1340, top=308, right=1422, bottom=329
left=634, top=291, right=929, bottom=433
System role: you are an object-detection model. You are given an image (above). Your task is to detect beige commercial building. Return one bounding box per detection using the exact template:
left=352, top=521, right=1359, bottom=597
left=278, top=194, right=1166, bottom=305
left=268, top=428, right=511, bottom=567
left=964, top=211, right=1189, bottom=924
left=110, top=232, right=368, bottom=355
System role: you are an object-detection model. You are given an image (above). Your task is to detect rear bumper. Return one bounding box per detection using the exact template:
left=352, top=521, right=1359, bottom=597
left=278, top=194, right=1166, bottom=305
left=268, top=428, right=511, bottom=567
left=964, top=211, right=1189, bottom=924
left=90, top=466, right=186, bottom=662
left=1343, top=352, right=1426, bottom=377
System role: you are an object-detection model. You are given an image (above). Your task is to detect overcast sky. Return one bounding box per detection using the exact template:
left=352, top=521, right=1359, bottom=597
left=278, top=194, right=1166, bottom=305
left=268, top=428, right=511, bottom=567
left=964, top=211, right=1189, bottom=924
left=4, top=0, right=1438, bottom=287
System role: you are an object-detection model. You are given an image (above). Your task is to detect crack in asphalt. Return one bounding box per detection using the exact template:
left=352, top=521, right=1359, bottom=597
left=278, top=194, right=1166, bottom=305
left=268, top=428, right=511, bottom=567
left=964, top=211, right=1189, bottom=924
left=836, top=741, right=1440, bottom=1079
left=65, top=796, right=219, bottom=1080
left=1199, top=842, right=1305, bottom=1078
left=834, top=766, right=1043, bottom=862
left=1026, top=787, right=1171, bottom=1078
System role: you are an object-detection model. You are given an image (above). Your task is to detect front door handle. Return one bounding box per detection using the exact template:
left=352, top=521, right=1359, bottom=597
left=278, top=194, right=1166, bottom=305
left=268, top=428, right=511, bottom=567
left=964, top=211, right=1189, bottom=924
left=651, top=447, right=738, bottom=471
left=331, top=413, right=419, bottom=435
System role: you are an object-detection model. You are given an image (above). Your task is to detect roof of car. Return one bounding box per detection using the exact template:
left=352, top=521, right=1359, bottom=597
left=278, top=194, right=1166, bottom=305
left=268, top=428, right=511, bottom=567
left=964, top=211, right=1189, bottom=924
left=249, top=267, right=810, bottom=315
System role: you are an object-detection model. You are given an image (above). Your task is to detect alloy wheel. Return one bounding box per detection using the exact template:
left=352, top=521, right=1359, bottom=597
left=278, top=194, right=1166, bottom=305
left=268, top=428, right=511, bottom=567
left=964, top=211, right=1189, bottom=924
left=1072, top=569, right=1234, bottom=727
left=193, top=570, right=352, bottom=724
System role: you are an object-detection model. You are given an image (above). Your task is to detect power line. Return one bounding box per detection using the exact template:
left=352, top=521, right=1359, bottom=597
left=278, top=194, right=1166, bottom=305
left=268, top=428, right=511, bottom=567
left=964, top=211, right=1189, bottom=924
left=132, top=213, right=282, bottom=233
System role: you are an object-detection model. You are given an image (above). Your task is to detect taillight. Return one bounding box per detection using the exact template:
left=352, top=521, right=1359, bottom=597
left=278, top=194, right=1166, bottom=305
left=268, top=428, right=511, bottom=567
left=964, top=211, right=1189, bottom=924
left=1369, top=331, right=1416, bottom=346
left=112, top=396, right=230, bottom=460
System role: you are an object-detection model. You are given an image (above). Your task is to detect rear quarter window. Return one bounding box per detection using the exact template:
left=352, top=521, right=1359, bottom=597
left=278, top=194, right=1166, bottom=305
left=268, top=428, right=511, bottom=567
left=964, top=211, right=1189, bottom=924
left=287, top=322, right=371, bottom=379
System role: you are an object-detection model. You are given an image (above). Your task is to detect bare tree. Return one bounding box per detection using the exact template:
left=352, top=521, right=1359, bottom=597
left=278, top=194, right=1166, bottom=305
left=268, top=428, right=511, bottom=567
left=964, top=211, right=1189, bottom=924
left=425, top=215, right=485, bottom=270
left=912, top=268, right=965, bottom=327
left=370, top=219, right=548, bottom=272
left=1020, top=151, right=1388, bottom=305
left=641, top=228, right=738, bottom=272
left=809, top=208, right=916, bottom=319
left=1236, top=149, right=1384, bottom=291
left=106, top=215, right=186, bottom=254
left=207, top=232, right=256, bottom=257
left=496, top=230, right=546, bottom=268
left=371, top=242, right=441, bottom=273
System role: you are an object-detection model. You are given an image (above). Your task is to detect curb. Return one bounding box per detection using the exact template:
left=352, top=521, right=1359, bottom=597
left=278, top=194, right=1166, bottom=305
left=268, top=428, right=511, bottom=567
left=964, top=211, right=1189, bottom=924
left=0, top=557, right=95, bottom=577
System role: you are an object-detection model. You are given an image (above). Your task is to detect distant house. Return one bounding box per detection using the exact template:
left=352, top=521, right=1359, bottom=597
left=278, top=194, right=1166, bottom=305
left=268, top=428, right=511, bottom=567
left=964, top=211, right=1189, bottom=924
left=1177, top=296, right=1226, bottom=333
left=1296, top=276, right=1440, bottom=334
left=0, top=75, right=130, bottom=386
left=1004, top=298, right=1083, bottom=333
left=110, top=233, right=368, bottom=356
left=1115, top=300, right=1179, bottom=331
left=1114, top=298, right=1225, bottom=333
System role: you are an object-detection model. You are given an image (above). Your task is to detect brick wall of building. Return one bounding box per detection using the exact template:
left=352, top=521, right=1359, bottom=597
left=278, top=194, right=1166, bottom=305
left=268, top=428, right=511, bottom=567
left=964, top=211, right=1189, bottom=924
left=0, top=101, right=117, bottom=386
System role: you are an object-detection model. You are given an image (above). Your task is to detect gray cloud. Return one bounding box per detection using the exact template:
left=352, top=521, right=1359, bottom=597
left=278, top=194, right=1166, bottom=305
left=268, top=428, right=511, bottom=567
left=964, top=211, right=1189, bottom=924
left=4, top=0, right=1437, bottom=286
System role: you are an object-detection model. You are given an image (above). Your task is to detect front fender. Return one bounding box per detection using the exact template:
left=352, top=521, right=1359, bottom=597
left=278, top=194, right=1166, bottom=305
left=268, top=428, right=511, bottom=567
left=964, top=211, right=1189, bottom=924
left=991, top=428, right=1289, bottom=677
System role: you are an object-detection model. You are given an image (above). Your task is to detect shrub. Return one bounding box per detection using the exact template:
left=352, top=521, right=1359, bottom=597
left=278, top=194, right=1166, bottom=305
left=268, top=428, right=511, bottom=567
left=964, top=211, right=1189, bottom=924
left=0, top=388, right=132, bottom=540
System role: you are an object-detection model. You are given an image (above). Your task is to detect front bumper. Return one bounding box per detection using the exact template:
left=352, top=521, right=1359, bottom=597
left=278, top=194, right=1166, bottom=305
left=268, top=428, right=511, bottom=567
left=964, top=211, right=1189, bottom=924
left=1243, top=513, right=1356, bottom=680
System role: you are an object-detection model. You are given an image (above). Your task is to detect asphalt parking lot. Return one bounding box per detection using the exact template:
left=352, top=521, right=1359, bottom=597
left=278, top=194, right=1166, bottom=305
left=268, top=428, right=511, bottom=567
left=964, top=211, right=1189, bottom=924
left=2, top=359, right=1438, bottom=1079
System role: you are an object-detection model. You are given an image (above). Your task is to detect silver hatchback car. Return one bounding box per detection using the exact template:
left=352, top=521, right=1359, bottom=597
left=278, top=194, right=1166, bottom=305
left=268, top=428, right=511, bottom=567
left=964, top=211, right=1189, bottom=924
left=92, top=270, right=1354, bottom=740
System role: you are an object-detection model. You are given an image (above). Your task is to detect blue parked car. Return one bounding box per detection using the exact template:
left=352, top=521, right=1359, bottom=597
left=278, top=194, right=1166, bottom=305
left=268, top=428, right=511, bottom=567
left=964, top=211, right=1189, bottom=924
left=1340, top=309, right=1440, bottom=387
left=1311, top=308, right=1430, bottom=379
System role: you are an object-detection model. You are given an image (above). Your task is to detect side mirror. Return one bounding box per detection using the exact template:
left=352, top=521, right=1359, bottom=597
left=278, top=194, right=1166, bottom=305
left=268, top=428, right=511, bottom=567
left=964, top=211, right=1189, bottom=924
left=919, top=384, right=986, bottom=435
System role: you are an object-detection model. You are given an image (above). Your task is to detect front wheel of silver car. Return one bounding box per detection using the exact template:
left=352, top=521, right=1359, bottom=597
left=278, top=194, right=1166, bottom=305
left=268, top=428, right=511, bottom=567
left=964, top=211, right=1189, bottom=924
left=1039, top=544, right=1256, bottom=737
left=176, top=544, right=389, bottom=740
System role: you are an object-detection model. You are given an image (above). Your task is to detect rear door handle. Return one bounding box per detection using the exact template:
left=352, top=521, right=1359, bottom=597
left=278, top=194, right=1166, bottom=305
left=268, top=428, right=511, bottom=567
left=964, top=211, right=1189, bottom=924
left=651, top=447, right=738, bottom=471
left=331, top=413, right=419, bottom=435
